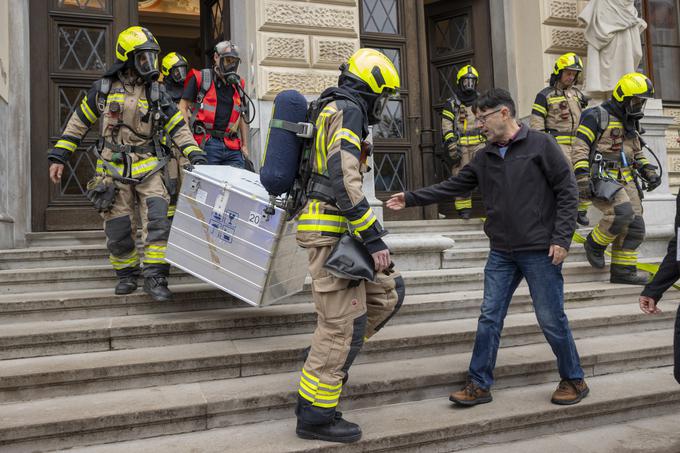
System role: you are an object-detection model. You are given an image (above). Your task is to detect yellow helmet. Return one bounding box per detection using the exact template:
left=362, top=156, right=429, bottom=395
left=161, top=52, right=189, bottom=83
left=344, top=48, right=400, bottom=95
left=613, top=72, right=654, bottom=102
left=456, top=65, right=479, bottom=83
left=115, top=26, right=160, bottom=62
left=553, top=52, right=583, bottom=75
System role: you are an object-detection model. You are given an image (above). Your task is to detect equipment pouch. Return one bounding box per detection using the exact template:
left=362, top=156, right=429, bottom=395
left=323, top=233, right=376, bottom=282
left=591, top=176, right=623, bottom=203
left=85, top=175, right=118, bottom=213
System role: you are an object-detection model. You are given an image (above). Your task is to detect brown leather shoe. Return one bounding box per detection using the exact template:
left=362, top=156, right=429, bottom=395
left=551, top=379, right=589, bottom=405
left=449, top=379, right=492, bottom=406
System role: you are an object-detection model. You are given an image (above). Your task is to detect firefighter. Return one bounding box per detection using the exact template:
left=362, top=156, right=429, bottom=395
left=160, top=51, right=191, bottom=219
left=572, top=72, right=660, bottom=285
left=441, top=65, right=485, bottom=219
left=48, top=26, right=206, bottom=301
left=179, top=40, right=249, bottom=168
left=294, top=48, right=406, bottom=443
left=531, top=52, right=591, bottom=226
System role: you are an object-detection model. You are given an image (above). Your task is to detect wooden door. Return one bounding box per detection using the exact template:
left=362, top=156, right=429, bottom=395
left=425, top=0, right=492, bottom=218
left=360, top=0, right=425, bottom=220
left=200, top=0, right=230, bottom=66
left=30, top=0, right=138, bottom=231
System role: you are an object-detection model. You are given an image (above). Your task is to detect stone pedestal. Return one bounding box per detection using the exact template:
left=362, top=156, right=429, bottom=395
left=640, top=99, right=676, bottom=227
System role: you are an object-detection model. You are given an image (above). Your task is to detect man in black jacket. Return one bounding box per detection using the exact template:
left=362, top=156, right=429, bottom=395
left=387, top=88, right=588, bottom=406
left=639, top=182, right=680, bottom=384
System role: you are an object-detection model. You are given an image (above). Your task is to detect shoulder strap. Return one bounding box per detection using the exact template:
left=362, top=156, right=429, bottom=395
left=196, top=68, right=212, bottom=104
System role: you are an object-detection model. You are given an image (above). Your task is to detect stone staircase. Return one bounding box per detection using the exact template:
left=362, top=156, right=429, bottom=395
left=0, top=220, right=678, bottom=453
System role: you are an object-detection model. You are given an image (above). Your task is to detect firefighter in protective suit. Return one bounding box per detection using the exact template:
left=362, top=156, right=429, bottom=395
left=531, top=52, right=591, bottom=226
left=294, top=48, right=406, bottom=443
left=573, top=72, right=660, bottom=285
left=48, top=27, right=206, bottom=301
left=160, top=52, right=191, bottom=218
left=441, top=65, right=485, bottom=219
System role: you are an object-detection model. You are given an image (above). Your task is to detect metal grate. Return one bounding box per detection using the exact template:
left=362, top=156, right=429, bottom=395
left=362, top=0, right=399, bottom=34
left=374, top=152, right=406, bottom=192
left=58, top=26, right=107, bottom=72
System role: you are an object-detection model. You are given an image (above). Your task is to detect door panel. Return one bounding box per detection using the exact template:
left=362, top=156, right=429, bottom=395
left=360, top=0, right=424, bottom=220
left=201, top=0, right=230, bottom=66
left=425, top=0, right=492, bottom=218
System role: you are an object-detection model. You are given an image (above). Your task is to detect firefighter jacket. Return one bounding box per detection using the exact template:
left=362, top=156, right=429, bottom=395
left=441, top=94, right=484, bottom=148
left=530, top=86, right=586, bottom=147
left=187, top=69, right=244, bottom=150
left=571, top=104, right=651, bottom=183
left=49, top=72, right=202, bottom=181
left=296, top=87, right=387, bottom=254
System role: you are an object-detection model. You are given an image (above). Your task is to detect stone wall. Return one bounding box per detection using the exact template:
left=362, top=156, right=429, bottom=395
left=664, top=107, right=680, bottom=194
left=0, top=0, right=31, bottom=248
left=255, top=0, right=360, bottom=100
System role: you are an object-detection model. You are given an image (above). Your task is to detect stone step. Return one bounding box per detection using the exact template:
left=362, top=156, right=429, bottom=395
left=443, top=243, right=588, bottom=269
left=24, top=230, right=111, bottom=247
left=0, top=298, right=674, bottom=364
left=0, top=279, right=652, bottom=325
left=0, top=317, right=672, bottom=407
left=44, top=366, right=680, bottom=453
left=384, top=218, right=485, bottom=234
left=0, top=256, right=641, bottom=296
left=2, top=234, right=455, bottom=273
left=464, top=412, right=680, bottom=453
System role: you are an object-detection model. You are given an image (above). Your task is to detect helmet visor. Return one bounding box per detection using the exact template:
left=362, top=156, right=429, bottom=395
left=134, top=51, right=159, bottom=80
left=626, top=97, right=647, bottom=118
left=460, top=76, right=477, bottom=92
left=170, top=65, right=187, bottom=84
left=370, top=90, right=397, bottom=125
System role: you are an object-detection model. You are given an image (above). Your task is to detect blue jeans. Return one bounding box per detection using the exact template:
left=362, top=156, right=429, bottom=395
left=203, top=137, right=245, bottom=168
left=469, top=250, right=584, bottom=389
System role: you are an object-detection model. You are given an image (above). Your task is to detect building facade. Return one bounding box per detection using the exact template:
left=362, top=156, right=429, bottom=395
left=0, top=0, right=678, bottom=247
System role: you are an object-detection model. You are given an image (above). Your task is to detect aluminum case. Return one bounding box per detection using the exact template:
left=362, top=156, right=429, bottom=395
left=165, top=165, right=308, bottom=307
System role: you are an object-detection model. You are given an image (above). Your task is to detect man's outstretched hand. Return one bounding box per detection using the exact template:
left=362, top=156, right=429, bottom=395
left=386, top=192, right=406, bottom=211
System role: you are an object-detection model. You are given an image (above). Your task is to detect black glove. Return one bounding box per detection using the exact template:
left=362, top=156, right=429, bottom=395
left=449, top=146, right=463, bottom=167
left=85, top=176, right=117, bottom=212
left=188, top=151, right=208, bottom=166
left=639, top=164, right=660, bottom=191
left=576, top=175, right=591, bottom=199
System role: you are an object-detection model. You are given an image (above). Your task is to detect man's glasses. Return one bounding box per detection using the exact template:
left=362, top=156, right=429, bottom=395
left=474, top=108, right=503, bottom=124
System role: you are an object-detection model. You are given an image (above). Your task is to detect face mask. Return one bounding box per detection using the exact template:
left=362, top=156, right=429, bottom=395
left=134, top=51, right=160, bottom=82
left=218, top=56, right=240, bottom=75
left=368, top=91, right=391, bottom=125
left=460, top=77, right=477, bottom=93
left=169, top=65, right=187, bottom=84
left=625, top=97, right=647, bottom=120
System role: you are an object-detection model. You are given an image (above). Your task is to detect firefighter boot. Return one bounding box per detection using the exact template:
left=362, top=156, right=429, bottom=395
left=458, top=208, right=472, bottom=220
left=584, top=233, right=606, bottom=269
left=296, top=412, right=362, bottom=443
left=610, top=264, right=649, bottom=285
left=115, top=276, right=138, bottom=295
left=576, top=210, right=589, bottom=226
left=143, top=276, right=173, bottom=301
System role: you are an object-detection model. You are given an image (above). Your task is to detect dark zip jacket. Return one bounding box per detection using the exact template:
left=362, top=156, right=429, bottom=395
left=405, top=124, right=577, bottom=251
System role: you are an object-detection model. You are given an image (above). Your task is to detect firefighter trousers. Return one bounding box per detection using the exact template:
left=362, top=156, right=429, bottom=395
left=101, top=171, right=171, bottom=279
left=450, top=143, right=484, bottom=211
left=296, top=244, right=405, bottom=425
left=558, top=143, right=591, bottom=213
left=590, top=181, right=645, bottom=268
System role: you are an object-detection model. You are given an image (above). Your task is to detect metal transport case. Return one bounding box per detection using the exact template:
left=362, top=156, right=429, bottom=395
left=166, top=165, right=308, bottom=307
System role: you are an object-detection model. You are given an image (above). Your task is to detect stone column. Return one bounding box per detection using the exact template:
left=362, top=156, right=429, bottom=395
left=0, top=0, right=30, bottom=249
left=640, top=99, right=676, bottom=227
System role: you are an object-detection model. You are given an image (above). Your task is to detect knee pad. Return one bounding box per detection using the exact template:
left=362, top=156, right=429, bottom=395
left=340, top=313, right=367, bottom=375
left=105, top=215, right=135, bottom=257
left=621, top=215, right=646, bottom=250
left=145, top=197, right=171, bottom=243
left=610, top=202, right=635, bottom=235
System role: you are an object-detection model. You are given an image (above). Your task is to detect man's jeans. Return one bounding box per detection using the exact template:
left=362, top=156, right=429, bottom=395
left=469, top=250, right=584, bottom=389
left=203, top=137, right=245, bottom=168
